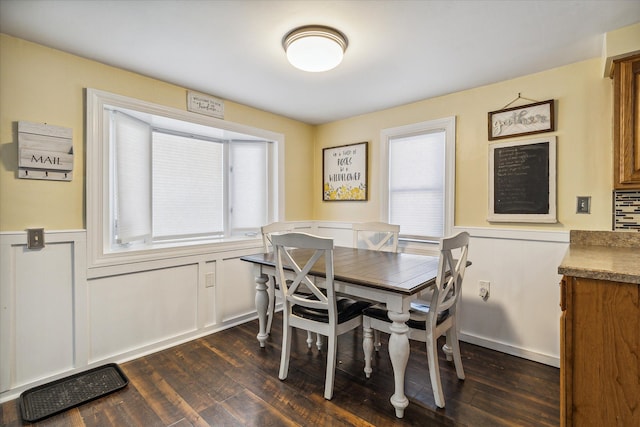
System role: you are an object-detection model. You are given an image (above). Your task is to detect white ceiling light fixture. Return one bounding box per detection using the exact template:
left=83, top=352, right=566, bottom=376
left=283, top=25, right=348, bottom=72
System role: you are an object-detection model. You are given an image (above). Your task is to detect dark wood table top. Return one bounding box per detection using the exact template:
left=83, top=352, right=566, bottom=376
left=241, top=247, right=442, bottom=295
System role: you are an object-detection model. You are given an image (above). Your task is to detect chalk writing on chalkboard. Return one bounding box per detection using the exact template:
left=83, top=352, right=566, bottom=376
left=494, top=142, right=549, bottom=214
left=488, top=137, right=557, bottom=223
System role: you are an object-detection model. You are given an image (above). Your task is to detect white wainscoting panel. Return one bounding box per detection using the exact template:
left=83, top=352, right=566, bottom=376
left=88, top=264, right=199, bottom=363
left=219, top=257, right=259, bottom=323
left=0, top=231, right=86, bottom=395
left=455, top=227, right=569, bottom=367
left=15, top=242, right=74, bottom=386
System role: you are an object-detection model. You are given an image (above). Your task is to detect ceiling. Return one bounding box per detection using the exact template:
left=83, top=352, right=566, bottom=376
left=1, top=1, right=639, bottom=125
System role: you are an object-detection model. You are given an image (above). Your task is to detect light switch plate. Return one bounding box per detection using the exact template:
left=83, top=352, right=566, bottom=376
left=27, top=228, right=45, bottom=249
left=576, top=196, right=591, bottom=214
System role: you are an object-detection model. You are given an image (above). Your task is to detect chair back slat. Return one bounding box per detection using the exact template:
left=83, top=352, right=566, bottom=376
left=352, top=222, right=400, bottom=252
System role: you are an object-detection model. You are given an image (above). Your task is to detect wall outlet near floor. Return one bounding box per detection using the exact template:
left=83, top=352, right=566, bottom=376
left=479, top=280, right=490, bottom=300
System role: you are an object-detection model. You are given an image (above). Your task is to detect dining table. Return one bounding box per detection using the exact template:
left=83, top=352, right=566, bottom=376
left=241, top=246, right=453, bottom=418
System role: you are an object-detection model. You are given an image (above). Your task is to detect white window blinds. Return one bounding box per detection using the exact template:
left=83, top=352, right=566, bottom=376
left=152, top=132, right=224, bottom=239
left=389, top=131, right=445, bottom=239
left=112, top=110, right=152, bottom=244
left=229, top=141, right=268, bottom=234
left=111, top=114, right=270, bottom=243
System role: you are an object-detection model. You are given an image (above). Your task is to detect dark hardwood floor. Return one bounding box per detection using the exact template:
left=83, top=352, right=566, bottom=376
left=1, top=314, right=559, bottom=426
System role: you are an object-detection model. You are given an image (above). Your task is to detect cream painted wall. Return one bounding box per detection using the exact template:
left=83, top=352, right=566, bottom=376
left=0, top=34, right=315, bottom=231
left=314, top=58, right=614, bottom=231
left=0, top=33, right=625, bottom=232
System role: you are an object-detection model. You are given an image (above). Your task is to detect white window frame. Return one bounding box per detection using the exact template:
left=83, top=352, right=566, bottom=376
left=86, top=88, right=284, bottom=271
left=379, top=116, right=456, bottom=250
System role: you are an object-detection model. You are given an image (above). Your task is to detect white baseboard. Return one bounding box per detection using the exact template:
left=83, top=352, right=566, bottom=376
left=460, top=332, right=560, bottom=368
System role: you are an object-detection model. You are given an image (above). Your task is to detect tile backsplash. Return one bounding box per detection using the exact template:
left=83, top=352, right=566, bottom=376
left=613, top=190, right=640, bottom=231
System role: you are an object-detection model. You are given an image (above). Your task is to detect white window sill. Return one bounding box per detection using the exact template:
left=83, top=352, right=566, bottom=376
left=87, top=236, right=263, bottom=279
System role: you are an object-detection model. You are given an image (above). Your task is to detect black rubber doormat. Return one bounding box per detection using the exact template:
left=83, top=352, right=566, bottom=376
left=19, top=363, right=129, bottom=423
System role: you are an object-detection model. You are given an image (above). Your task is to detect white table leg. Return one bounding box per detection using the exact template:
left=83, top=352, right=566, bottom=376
left=387, top=310, right=410, bottom=418
left=363, top=320, right=374, bottom=378
left=254, top=272, right=270, bottom=347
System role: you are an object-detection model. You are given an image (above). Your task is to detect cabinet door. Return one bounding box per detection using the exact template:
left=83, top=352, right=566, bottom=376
left=564, top=277, right=639, bottom=426
left=614, top=54, right=640, bottom=189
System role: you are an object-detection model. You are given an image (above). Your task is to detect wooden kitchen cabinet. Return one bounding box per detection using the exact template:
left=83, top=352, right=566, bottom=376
left=560, top=276, right=639, bottom=427
left=613, top=54, right=640, bottom=189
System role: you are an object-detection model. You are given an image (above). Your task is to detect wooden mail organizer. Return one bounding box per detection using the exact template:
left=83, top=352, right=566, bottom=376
left=18, top=121, right=73, bottom=181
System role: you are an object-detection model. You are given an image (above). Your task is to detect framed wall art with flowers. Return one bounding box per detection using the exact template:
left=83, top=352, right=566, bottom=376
left=322, top=142, right=368, bottom=201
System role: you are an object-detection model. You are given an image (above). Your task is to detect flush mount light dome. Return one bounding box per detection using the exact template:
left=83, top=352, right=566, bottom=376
left=283, top=25, right=348, bottom=72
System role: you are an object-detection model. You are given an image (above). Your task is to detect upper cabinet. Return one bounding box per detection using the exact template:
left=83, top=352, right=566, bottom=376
left=613, top=54, right=640, bottom=189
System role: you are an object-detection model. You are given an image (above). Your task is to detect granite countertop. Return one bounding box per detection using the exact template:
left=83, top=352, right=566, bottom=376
left=558, top=230, right=640, bottom=284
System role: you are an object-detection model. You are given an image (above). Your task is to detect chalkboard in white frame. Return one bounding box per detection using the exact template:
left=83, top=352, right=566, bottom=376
left=488, top=136, right=557, bottom=223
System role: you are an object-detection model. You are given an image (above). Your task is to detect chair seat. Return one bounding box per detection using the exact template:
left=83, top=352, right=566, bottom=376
left=293, top=299, right=372, bottom=324
left=362, top=304, right=450, bottom=329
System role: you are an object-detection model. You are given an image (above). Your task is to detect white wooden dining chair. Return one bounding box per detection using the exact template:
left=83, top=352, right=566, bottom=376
left=352, top=221, right=400, bottom=350
left=261, top=222, right=320, bottom=349
left=362, top=231, right=470, bottom=408
left=261, top=222, right=295, bottom=336
left=352, top=221, right=400, bottom=252
left=273, top=232, right=371, bottom=400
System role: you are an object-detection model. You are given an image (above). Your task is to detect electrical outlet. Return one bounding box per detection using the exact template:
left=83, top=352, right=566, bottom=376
left=205, top=272, right=215, bottom=288
left=479, top=280, right=490, bottom=300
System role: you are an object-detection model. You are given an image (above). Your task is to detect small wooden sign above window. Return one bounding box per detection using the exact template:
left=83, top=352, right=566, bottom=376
left=187, top=91, right=225, bottom=119
left=18, top=121, right=73, bottom=181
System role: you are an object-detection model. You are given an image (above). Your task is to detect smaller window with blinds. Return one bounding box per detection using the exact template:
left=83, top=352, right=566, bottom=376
left=380, top=117, right=456, bottom=244
left=86, top=89, right=282, bottom=266
left=389, top=131, right=445, bottom=240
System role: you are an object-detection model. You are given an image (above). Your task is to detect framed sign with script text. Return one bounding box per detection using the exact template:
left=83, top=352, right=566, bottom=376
left=488, top=99, right=554, bottom=140
left=323, top=142, right=368, bottom=201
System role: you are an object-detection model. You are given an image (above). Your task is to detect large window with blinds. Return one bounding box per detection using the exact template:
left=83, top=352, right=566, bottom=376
left=86, top=89, right=283, bottom=268
left=380, top=117, right=456, bottom=244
